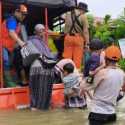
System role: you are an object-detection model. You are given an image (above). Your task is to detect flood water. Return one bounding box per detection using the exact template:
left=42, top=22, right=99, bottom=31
left=0, top=98, right=125, bottom=125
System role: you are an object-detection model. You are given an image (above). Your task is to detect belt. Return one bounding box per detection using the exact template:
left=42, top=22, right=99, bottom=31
left=69, top=33, right=80, bottom=36
left=69, top=33, right=75, bottom=36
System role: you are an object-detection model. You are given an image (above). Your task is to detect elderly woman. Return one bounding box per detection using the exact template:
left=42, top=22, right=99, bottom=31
left=19, top=24, right=57, bottom=110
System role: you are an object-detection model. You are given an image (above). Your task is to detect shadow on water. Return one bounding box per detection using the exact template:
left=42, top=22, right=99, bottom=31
left=0, top=98, right=125, bottom=125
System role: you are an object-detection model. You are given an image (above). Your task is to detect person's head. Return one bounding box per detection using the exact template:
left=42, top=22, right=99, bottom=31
left=105, top=45, right=121, bottom=65
left=14, top=4, right=28, bottom=22
left=89, top=38, right=104, bottom=53
left=64, top=0, right=77, bottom=9
left=77, top=2, right=88, bottom=13
left=63, top=63, right=74, bottom=76
left=34, top=24, right=45, bottom=38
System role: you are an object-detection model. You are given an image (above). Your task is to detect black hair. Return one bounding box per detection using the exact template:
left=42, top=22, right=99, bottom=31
left=63, top=63, right=74, bottom=74
left=89, top=38, right=104, bottom=51
left=15, top=4, right=27, bottom=12
left=105, top=58, right=118, bottom=65
left=15, top=4, right=21, bottom=12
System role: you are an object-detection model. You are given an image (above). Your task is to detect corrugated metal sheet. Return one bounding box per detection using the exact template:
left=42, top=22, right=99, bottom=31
left=3, top=0, right=75, bottom=8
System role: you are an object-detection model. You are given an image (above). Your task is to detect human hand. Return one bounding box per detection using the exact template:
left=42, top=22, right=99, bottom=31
left=80, top=88, right=86, bottom=97
left=89, top=71, right=95, bottom=75
left=84, top=44, right=89, bottom=50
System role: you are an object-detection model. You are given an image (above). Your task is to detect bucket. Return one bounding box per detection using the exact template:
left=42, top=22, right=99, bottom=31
left=51, top=84, right=64, bottom=108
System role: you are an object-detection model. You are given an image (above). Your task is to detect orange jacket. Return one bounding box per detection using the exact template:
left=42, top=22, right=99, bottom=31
left=1, top=20, right=20, bottom=52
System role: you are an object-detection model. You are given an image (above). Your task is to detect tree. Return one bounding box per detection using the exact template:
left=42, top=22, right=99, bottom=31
left=104, top=14, right=111, bottom=24
left=93, top=15, right=112, bottom=45
left=87, top=14, right=96, bottom=40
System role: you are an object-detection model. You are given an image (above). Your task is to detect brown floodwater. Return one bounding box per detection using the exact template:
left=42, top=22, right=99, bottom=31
left=0, top=98, right=125, bottom=125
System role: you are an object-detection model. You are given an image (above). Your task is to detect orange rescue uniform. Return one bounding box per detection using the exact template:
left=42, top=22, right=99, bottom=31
left=63, top=34, right=84, bottom=68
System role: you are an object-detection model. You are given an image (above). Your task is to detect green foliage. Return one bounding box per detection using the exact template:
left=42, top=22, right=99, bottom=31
left=104, top=14, right=111, bottom=24
left=91, top=15, right=114, bottom=45
left=87, top=14, right=94, bottom=25
left=87, top=13, right=125, bottom=46
left=112, top=18, right=125, bottom=39
left=87, top=14, right=96, bottom=40
left=118, top=59, right=125, bottom=71
left=94, top=22, right=112, bottom=45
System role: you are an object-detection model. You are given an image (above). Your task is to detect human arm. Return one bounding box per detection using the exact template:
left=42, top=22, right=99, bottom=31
left=81, top=15, right=89, bottom=46
left=80, top=69, right=106, bottom=92
left=9, top=31, right=25, bottom=47
left=90, top=62, right=105, bottom=75
left=61, top=13, right=66, bottom=20
left=121, top=75, right=125, bottom=92
left=94, top=51, right=106, bottom=74
left=93, top=62, right=105, bottom=75
left=6, top=17, right=25, bottom=47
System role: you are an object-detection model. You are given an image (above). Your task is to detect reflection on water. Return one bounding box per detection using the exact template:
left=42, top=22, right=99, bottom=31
left=0, top=109, right=124, bottom=125
left=0, top=98, right=125, bottom=125
left=0, top=109, right=88, bottom=125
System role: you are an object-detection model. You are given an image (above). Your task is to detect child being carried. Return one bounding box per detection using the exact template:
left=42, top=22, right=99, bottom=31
left=84, top=39, right=105, bottom=84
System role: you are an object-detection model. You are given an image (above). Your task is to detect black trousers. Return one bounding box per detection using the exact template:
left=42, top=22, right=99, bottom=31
left=88, top=112, right=116, bottom=125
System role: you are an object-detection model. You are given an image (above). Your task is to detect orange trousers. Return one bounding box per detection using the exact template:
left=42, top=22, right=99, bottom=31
left=63, top=34, right=84, bottom=69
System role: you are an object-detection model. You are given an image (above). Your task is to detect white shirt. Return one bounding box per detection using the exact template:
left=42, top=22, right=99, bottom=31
left=91, top=67, right=125, bottom=114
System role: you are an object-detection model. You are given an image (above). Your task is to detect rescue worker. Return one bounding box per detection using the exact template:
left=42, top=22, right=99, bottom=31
left=1, top=4, right=28, bottom=87
left=2, top=4, right=28, bottom=50
left=81, top=45, right=125, bottom=125
left=63, top=2, right=89, bottom=69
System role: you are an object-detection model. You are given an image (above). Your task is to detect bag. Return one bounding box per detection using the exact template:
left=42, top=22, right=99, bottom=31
left=38, top=55, right=57, bottom=69
left=20, top=42, right=40, bottom=66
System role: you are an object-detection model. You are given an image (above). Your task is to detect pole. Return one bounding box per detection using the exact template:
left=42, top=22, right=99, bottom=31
left=0, top=0, right=1, bottom=38
left=124, top=8, right=125, bottom=17
left=0, top=0, right=3, bottom=88
left=45, top=8, right=48, bottom=45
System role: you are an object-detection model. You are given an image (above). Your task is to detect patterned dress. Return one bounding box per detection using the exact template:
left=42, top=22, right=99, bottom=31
left=21, top=35, right=56, bottom=110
